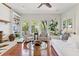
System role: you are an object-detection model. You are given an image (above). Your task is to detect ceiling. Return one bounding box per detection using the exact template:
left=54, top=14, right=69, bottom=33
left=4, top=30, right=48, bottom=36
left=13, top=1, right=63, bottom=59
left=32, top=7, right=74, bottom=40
left=6, top=3, right=78, bottom=15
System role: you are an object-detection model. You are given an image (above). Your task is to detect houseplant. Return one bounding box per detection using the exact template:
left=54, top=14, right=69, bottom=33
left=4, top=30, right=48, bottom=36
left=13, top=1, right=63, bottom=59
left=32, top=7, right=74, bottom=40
left=40, top=20, right=48, bottom=37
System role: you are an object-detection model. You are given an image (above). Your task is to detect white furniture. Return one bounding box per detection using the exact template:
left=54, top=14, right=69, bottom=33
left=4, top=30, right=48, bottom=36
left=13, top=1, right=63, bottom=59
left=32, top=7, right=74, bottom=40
left=51, top=34, right=79, bottom=56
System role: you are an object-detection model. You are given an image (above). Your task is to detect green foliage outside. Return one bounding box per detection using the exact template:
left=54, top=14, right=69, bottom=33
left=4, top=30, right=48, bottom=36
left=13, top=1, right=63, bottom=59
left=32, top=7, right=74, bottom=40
left=22, top=20, right=29, bottom=33
left=49, top=20, right=58, bottom=35
left=31, top=20, right=38, bottom=33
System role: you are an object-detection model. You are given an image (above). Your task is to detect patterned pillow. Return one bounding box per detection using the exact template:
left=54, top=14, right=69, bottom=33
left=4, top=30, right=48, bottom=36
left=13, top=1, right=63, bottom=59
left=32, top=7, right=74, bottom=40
left=62, top=33, right=70, bottom=40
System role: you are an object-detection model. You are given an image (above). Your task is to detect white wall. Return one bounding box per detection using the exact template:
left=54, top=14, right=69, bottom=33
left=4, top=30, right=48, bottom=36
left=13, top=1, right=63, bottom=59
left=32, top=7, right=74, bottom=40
left=75, top=5, right=79, bottom=35
left=0, top=4, right=21, bottom=37
left=0, top=4, right=10, bottom=21
left=21, top=14, right=61, bottom=31
left=61, top=4, right=79, bottom=35
left=0, top=4, right=11, bottom=36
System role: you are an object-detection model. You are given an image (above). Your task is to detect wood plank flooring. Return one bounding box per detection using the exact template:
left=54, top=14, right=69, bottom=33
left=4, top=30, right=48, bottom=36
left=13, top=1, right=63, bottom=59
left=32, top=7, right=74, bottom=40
left=2, top=42, right=58, bottom=56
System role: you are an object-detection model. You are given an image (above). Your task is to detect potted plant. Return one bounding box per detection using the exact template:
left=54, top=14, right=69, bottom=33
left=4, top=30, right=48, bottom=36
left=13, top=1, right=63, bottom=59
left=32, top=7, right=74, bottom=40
left=15, top=32, right=20, bottom=38
left=40, top=20, right=48, bottom=37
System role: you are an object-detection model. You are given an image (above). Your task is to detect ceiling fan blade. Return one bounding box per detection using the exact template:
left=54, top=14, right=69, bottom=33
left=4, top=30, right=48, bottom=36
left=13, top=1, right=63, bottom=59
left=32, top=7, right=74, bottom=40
left=37, top=3, right=43, bottom=8
left=37, top=3, right=52, bottom=8
left=46, top=3, right=52, bottom=8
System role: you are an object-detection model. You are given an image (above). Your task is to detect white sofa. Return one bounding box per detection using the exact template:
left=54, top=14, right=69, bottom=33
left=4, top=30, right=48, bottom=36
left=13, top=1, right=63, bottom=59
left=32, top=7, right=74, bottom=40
left=51, top=34, right=79, bottom=56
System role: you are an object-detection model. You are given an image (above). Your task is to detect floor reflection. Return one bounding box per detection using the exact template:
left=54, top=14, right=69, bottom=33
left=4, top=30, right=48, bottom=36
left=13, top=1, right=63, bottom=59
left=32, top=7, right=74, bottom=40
left=21, top=42, right=48, bottom=56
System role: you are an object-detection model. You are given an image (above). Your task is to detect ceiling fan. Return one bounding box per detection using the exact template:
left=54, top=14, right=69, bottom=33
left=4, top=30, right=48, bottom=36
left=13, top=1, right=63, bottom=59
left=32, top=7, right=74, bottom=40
left=37, top=3, right=52, bottom=8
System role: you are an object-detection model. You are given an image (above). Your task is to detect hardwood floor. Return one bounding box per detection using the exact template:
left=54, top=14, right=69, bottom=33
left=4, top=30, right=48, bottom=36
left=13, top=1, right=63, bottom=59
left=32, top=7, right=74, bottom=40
left=2, top=42, right=58, bottom=56
left=2, top=43, right=22, bottom=56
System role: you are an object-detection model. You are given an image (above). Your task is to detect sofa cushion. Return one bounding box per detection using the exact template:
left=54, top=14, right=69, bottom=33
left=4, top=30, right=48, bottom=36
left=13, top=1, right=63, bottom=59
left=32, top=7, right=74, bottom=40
left=61, top=33, right=70, bottom=40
